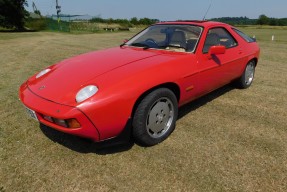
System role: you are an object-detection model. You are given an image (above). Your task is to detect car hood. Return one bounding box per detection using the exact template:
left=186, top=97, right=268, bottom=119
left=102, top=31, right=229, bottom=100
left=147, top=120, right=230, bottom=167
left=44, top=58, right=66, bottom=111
left=27, top=47, right=166, bottom=105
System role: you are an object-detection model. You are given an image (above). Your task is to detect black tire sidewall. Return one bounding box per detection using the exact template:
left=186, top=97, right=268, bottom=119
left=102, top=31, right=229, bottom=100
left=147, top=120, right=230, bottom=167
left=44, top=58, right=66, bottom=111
left=132, top=88, right=178, bottom=146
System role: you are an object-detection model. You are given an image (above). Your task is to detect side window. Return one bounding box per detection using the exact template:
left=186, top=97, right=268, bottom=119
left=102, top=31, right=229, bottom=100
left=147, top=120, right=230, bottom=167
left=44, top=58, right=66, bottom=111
left=203, top=27, right=238, bottom=53
left=232, top=28, right=255, bottom=43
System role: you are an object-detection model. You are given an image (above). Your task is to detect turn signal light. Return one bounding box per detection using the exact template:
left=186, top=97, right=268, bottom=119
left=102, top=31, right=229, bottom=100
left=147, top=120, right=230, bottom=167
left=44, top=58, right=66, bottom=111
left=67, top=118, right=81, bottom=128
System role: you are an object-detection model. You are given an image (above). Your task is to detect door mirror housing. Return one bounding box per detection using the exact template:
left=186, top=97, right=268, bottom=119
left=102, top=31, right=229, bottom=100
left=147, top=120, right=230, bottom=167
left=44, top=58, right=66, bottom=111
left=208, top=45, right=226, bottom=59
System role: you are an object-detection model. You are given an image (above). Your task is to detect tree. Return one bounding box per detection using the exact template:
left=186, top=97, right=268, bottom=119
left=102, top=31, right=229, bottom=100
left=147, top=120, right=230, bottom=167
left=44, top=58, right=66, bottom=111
left=257, top=14, right=270, bottom=25
left=34, top=10, right=41, bottom=16
left=269, top=18, right=278, bottom=26
left=130, top=17, right=138, bottom=25
left=90, top=17, right=105, bottom=23
left=0, top=0, right=28, bottom=30
left=138, top=18, right=155, bottom=25
left=278, top=18, right=287, bottom=26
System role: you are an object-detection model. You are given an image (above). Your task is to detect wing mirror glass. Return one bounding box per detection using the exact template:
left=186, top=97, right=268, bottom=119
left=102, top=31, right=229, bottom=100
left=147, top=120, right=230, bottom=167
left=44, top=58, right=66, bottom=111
left=208, top=45, right=226, bottom=59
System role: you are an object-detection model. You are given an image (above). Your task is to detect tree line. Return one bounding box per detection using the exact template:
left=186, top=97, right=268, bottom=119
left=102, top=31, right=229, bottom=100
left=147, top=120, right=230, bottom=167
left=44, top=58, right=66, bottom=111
left=256, top=15, right=287, bottom=26
left=210, top=15, right=287, bottom=26
left=89, top=17, right=159, bottom=27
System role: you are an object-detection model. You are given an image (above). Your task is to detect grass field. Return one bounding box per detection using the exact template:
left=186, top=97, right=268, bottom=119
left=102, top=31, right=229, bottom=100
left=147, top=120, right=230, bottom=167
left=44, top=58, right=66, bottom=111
left=0, top=27, right=287, bottom=191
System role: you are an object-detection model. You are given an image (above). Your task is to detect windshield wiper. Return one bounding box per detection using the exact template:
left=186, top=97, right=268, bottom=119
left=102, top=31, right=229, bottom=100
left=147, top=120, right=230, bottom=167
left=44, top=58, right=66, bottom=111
left=130, top=43, right=150, bottom=50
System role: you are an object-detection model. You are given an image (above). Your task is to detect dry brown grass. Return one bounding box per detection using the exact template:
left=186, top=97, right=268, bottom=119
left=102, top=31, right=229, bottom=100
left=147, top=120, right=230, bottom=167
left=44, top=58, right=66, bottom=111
left=0, top=28, right=287, bottom=192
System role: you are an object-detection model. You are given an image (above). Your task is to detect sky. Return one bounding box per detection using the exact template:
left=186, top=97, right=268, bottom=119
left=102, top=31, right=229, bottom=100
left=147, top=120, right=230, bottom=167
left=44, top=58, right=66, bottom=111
left=26, top=0, right=287, bottom=20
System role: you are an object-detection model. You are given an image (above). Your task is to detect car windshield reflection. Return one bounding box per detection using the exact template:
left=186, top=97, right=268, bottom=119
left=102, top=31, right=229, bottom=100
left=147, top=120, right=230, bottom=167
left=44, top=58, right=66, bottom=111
left=126, top=25, right=203, bottom=53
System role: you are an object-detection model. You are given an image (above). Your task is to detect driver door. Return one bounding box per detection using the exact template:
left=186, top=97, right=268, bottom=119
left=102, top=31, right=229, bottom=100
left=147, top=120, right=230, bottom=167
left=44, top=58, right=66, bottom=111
left=194, top=27, right=243, bottom=96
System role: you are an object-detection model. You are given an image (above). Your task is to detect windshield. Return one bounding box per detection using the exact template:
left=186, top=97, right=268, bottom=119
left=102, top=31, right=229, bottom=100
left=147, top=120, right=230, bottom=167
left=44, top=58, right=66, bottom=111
left=126, top=24, right=203, bottom=53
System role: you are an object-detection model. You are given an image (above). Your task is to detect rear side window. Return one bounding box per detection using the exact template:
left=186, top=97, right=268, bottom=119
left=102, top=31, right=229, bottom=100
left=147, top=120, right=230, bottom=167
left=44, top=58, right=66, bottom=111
left=203, top=27, right=238, bottom=53
left=233, top=28, right=255, bottom=43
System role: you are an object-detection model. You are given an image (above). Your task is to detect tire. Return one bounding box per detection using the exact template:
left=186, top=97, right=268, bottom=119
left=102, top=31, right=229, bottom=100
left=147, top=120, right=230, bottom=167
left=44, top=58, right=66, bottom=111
left=236, top=60, right=256, bottom=89
left=132, top=88, right=178, bottom=146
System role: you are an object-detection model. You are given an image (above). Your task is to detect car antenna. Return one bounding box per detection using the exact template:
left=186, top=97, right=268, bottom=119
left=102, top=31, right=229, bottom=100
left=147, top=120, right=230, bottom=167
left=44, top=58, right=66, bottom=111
left=202, top=0, right=213, bottom=20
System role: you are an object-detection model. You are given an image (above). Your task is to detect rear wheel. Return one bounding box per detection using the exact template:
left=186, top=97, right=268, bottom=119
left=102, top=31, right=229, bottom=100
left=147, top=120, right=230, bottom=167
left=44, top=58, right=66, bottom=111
left=132, top=88, right=178, bottom=146
left=236, top=60, right=256, bottom=89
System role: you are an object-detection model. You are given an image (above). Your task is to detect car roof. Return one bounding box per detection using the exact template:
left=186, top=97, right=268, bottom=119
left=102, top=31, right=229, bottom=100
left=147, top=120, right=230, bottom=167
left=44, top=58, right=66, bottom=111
left=156, top=20, right=230, bottom=27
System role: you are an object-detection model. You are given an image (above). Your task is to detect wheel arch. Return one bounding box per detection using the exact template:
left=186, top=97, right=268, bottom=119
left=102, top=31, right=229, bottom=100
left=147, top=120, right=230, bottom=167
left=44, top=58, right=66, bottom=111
left=249, top=57, right=258, bottom=67
left=131, top=82, right=180, bottom=118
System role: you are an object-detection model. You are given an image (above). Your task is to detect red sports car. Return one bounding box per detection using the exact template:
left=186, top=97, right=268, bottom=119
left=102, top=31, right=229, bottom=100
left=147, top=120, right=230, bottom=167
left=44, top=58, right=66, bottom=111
left=19, top=21, right=260, bottom=146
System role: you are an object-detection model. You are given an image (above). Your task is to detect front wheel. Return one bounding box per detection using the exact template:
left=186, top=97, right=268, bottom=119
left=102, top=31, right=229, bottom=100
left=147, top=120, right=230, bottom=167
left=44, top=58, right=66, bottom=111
left=236, top=60, right=256, bottom=89
left=132, top=88, right=178, bottom=146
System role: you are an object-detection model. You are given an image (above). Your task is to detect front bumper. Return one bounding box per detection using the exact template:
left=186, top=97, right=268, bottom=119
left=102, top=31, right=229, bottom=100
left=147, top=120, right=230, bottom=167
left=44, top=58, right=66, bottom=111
left=19, top=82, right=100, bottom=141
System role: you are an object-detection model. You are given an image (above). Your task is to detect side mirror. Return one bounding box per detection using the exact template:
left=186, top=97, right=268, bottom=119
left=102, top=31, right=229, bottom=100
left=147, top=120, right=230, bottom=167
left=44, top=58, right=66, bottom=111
left=208, top=45, right=226, bottom=59
left=123, top=39, right=128, bottom=43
